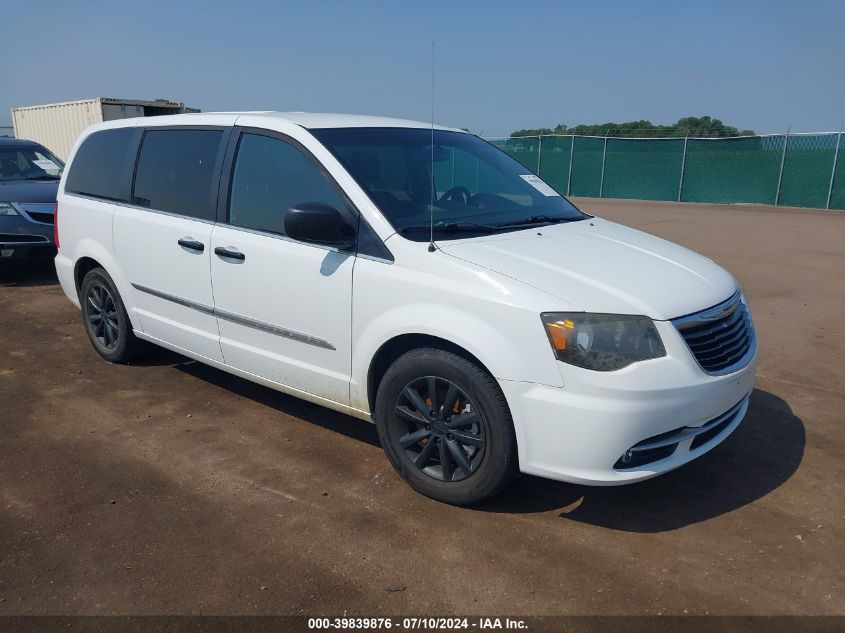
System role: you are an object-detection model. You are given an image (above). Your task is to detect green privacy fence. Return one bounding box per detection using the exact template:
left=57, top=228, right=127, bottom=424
left=488, top=132, right=845, bottom=210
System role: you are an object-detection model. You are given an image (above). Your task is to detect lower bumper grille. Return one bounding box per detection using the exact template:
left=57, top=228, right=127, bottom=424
left=0, top=233, right=50, bottom=244
left=614, top=395, right=749, bottom=470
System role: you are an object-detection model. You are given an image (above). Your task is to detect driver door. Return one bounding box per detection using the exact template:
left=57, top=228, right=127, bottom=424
left=209, top=129, right=356, bottom=406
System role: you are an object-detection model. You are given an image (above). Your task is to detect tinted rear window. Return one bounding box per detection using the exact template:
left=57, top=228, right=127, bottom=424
left=132, top=129, right=223, bottom=221
left=65, top=128, right=135, bottom=201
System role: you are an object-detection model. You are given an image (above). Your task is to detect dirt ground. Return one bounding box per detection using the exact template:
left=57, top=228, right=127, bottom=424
left=1, top=199, right=843, bottom=617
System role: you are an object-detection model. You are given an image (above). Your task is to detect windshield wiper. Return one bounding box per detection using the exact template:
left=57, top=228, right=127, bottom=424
left=400, top=216, right=580, bottom=236
left=400, top=221, right=498, bottom=234
left=27, top=175, right=61, bottom=181
left=494, top=215, right=576, bottom=228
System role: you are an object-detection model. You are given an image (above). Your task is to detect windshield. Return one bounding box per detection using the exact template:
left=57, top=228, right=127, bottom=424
left=310, top=128, right=585, bottom=240
left=0, top=145, right=64, bottom=182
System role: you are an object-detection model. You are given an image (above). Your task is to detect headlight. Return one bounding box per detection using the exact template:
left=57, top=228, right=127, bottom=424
left=0, top=202, right=19, bottom=216
left=541, top=312, right=666, bottom=371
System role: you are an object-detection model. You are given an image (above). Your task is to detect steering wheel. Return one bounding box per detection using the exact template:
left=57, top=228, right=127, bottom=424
left=439, top=185, right=472, bottom=205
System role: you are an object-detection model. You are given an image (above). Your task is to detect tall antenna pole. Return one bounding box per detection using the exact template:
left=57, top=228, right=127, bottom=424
left=826, top=122, right=843, bottom=210
left=775, top=125, right=790, bottom=207
left=428, top=40, right=436, bottom=253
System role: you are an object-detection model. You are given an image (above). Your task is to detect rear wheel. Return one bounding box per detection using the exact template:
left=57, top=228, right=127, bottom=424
left=79, top=268, right=146, bottom=363
left=374, top=348, right=518, bottom=505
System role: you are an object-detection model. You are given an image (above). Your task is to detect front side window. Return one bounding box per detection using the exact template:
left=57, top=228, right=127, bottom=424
left=0, top=145, right=63, bottom=182
left=65, top=129, right=133, bottom=200
left=132, top=129, right=223, bottom=220
left=228, top=133, right=347, bottom=235
left=310, top=127, right=585, bottom=240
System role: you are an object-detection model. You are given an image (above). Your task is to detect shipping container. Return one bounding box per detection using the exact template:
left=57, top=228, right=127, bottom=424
left=11, top=98, right=200, bottom=160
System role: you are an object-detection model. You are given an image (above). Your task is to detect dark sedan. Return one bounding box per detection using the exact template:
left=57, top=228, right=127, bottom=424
left=0, top=138, right=63, bottom=260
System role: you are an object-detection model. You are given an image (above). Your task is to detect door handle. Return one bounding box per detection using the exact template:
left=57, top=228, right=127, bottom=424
left=214, top=246, right=245, bottom=261
left=178, top=237, right=204, bottom=252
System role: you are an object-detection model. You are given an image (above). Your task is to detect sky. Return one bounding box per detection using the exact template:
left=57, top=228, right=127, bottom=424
left=3, top=0, right=844, bottom=136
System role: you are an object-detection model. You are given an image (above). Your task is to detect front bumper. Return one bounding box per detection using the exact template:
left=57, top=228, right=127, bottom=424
left=501, top=319, right=757, bottom=485
left=0, top=242, right=56, bottom=260
left=0, top=205, right=55, bottom=260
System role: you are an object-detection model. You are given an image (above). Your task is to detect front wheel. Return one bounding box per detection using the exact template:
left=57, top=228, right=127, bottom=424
left=374, top=348, right=518, bottom=505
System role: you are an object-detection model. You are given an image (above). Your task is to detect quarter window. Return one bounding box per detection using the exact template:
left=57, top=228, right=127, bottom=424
left=132, top=129, right=223, bottom=220
left=228, top=133, right=347, bottom=235
left=65, top=128, right=135, bottom=201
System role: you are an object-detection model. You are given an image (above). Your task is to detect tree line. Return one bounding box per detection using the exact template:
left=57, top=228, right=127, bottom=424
left=510, top=116, right=755, bottom=138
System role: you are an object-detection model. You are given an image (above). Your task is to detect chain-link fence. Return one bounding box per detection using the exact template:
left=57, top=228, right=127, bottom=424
left=487, top=132, right=845, bottom=210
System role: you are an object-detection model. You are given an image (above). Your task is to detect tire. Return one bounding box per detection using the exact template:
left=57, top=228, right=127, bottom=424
left=374, top=348, right=518, bottom=505
left=79, top=267, right=147, bottom=363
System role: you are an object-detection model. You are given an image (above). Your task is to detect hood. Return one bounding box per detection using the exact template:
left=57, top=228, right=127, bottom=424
left=0, top=179, right=60, bottom=204
left=438, top=217, right=737, bottom=320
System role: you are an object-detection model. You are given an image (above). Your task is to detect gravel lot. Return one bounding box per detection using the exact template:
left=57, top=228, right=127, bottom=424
left=1, top=199, right=843, bottom=616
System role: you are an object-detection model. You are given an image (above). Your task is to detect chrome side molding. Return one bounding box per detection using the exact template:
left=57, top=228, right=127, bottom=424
left=131, top=283, right=336, bottom=351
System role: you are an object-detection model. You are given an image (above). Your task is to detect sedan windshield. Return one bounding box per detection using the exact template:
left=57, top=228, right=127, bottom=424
left=0, top=146, right=64, bottom=182
left=310, top=128, right=585, bottom=240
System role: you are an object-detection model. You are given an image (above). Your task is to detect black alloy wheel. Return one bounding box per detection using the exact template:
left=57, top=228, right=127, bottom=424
left=79, top=267, right=147, bottom=363
left=374, top=348, right=518, bottom=505
left=391, top=376, right=486, bottom=482
left=85, top=282, right=119, bottom=349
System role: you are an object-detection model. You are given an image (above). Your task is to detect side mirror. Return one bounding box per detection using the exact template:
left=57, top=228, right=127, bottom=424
left=284, top=203, right=356, bottom=251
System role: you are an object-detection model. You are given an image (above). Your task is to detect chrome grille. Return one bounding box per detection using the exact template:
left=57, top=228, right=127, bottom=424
left=673, top=292, right=755, bottom=375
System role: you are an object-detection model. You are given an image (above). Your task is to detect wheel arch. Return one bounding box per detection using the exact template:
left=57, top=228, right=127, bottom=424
left=74, top=256, right=104, bottom=294
left=366, top=333, right=496, bottom=416
left=69, top=241, right=140, bottom=331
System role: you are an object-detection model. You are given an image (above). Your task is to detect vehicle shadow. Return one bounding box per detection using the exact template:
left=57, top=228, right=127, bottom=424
left=153, top=353, right=804, bottom=532
left=477, top=388, right=805, bottom=532
left=127, top=346, right=195, bottom=368
left=0, top=260, right=58, bottom=287
left=173, top=359, right=382, bottom=448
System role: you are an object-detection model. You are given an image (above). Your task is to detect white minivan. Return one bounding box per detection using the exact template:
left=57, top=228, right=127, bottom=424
left=55, top=112, right=757, bottom=505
